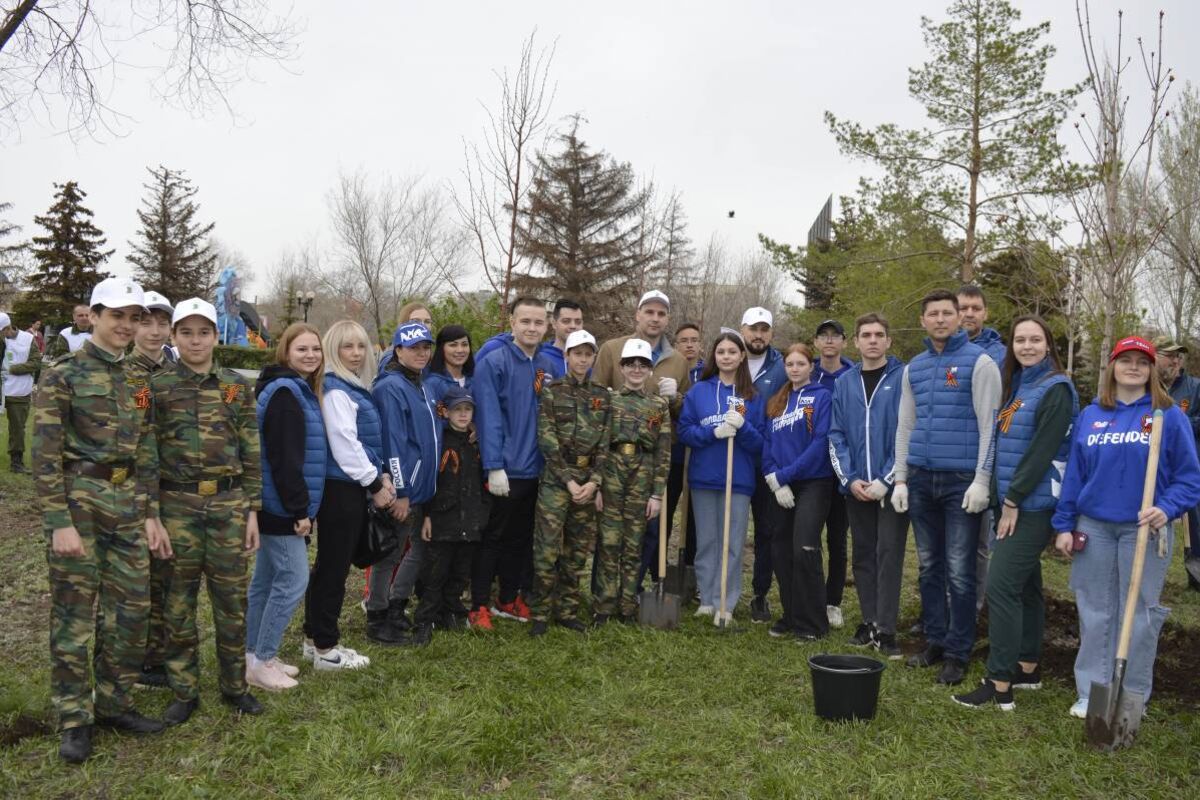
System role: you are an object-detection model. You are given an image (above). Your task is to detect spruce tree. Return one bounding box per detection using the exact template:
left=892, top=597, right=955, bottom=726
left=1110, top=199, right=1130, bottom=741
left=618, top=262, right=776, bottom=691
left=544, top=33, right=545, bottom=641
left=17, top=181, right=113, bottom=324
left=127, top=165, right=217, bottom=300
left=514, top=118, right=650, bottom=338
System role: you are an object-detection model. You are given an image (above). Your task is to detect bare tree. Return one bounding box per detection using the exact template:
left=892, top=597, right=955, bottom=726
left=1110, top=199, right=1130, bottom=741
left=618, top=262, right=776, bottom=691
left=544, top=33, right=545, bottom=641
left=672, top=234, right=788, bottom=343
left=0, top=1, right=298, bottom=139
left=452, top=29, right=555, bottom=314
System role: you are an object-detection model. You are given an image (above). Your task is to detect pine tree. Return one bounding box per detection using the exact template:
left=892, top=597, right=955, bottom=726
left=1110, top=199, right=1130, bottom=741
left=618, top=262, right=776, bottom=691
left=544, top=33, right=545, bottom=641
left=15, top=182, right=113, bottom=324
left=514, top=118, right=651, bottom=338
left=127, top=165, right=217, bottom=300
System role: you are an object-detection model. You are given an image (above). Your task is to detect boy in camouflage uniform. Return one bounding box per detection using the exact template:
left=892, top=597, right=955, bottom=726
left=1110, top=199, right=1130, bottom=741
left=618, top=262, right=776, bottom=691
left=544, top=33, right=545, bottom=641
left=594, top=338, right=672, bottom=623
left=152, top=298, right=264, bottom=726
left=529, top=330, right=611, bottom=636
left=34, top=278, right=166, bottom=764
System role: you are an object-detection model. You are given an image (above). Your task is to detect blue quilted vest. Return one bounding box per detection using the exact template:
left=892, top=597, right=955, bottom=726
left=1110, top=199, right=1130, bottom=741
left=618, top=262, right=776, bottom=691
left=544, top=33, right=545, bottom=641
left=322, top=373, right=383, bottom=483
left=907, top=330, right=985, bottom=472
left=257, top=377, right=327, bottom=518
left=995, top=360, right=1078, bottom=511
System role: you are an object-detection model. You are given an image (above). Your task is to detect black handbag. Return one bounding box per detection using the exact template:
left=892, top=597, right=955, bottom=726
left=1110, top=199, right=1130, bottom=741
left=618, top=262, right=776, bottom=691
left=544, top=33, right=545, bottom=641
left=352, top=502, right=401, bottom=569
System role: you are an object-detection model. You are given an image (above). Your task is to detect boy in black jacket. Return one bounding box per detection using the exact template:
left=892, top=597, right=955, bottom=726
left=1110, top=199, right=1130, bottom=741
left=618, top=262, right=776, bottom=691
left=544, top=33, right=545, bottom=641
left=412, top=386, right=488, bottom=645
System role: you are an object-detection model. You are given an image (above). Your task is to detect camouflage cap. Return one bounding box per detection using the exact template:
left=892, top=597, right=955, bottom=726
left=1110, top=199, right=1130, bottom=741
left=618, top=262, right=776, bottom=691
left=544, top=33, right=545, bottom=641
left=1153, top=336, right=1187, bottom=354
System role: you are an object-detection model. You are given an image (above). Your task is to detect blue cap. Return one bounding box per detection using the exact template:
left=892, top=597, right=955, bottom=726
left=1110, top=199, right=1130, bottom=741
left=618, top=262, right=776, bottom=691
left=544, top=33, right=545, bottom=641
left=442, top=385, right=475, bottom=409
left=393, top=322, right=432, bottom=347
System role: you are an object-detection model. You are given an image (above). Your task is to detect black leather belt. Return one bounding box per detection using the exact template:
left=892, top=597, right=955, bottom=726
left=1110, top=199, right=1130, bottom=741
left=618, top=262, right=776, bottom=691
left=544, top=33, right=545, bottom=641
left=65, top=460, right=135, bottom=485
left=161, top=476, right=243, bottom=496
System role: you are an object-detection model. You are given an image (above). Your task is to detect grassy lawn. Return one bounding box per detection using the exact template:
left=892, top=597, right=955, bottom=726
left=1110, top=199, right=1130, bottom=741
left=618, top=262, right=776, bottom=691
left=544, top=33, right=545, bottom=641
left=1, top=410, right=1199, bottom=797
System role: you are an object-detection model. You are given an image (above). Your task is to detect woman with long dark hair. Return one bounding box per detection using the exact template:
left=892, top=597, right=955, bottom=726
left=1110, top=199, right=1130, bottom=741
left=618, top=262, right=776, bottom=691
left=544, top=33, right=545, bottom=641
left=425, top=324, right=475, bottom=402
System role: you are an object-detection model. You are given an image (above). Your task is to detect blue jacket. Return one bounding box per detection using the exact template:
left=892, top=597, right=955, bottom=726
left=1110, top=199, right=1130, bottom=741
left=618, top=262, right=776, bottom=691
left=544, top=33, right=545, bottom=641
left=322, top=373, right=383, bottom=484
left=474, top=338, right=557, bottom=479
left=372, top=364, right=441, bottom=505
left=476, top=332, right=566, bottom=380
left=811, top=356, right=854, bottom=389
left=671, top=359, right=707, bottom=465
left=678, top=377, right=766, bottom=496
left=906, top=330, right=988, bottom=473
left=257, top=373, right=326, bottom=519
left=1168, top=372, right=1200, bottom=442
left=1052, top=395, right=1200, bottom=530
left=424, top=370, right=472, bottom=407
left=994, top=360, right=1078, bottom=511
left=751, top=347, right=787, bottom=400
left=763, top=383, right=834, bottom=485
left=971, top=327, right=1007, bottom=370
left=829, top=355, right=906, bottom=494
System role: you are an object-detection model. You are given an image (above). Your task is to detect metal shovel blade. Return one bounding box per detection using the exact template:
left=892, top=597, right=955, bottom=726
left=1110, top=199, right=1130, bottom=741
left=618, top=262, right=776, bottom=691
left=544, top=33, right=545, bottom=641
left=664, top=562, right=684, bottom=595
left=638, top=583, right=680, bottom=630
left=1085, top=675, right=1145, bottom=751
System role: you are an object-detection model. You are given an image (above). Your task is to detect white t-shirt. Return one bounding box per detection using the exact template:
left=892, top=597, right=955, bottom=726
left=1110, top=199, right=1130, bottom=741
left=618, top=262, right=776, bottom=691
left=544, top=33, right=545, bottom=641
left=747, top=353, right=766, bottom=381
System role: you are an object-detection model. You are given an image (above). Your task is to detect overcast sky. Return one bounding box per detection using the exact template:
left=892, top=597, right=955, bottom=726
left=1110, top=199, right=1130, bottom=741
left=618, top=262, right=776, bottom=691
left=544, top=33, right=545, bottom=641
left=5, top=0, right=1198, bottom=303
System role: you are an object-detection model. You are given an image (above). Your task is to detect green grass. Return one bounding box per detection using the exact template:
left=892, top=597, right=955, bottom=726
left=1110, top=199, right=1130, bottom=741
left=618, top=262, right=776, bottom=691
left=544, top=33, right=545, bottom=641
left=1, top=419, right=1199, bottom=797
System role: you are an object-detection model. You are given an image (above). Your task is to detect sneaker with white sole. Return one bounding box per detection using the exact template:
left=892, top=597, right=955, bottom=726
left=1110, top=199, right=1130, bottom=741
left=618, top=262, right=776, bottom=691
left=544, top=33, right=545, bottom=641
left=247, top=659, right=298, bottom=691
left=953, top=679, right=1015, bottom=711
left=313, top=646, right=370, bottom=671
left=1069, top=698, right=1088, bottom=719
left=694, top=605, right=715, bottom=617
left=1011, top=666, right=1042, bottom=690
left=301, top=639, right=315, bottom=661
left=826, top=605, right=844, bottom=629
left=274, top=659, right=300, bottom=678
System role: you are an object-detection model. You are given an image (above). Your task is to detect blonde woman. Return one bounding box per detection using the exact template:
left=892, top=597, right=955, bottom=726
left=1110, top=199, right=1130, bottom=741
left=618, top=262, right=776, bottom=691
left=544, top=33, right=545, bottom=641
left=302, top=321, right=395, bottom=669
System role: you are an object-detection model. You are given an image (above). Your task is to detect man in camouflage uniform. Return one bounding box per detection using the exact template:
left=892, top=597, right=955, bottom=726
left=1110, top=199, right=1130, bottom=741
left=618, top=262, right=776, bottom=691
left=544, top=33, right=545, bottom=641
left=34, top=277, right=165, bottom=765
left=595, top=339, right=672, bottom=623
left=46, top=303, right=94, bottom=360
left=153, top=298, right=264, bottom=725
left=529, top=330, right=611, bottom=636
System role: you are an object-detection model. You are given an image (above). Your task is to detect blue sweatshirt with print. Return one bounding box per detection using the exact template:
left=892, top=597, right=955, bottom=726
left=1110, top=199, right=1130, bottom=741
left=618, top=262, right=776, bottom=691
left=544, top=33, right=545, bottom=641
left=763, top=383, right=834, bottom=485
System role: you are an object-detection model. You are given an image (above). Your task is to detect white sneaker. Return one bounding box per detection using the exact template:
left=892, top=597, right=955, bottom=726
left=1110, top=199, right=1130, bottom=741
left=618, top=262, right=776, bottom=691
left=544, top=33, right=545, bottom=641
left=337, top=645, right=369, bottom=666
left=247, top=659, right=299, bottom=691
left=274, top=658, right=300, bottom=678
left=827, top=605, right=844, bottom=629
left=313, top=645, right=370, bottom=671
left=301, top=639, right=315, bottom=660
left=713, top=611, right=734, bottom=627
left=1069, top=698, right=1088, bottom=719
left=695, top=605, right=715, bottom=617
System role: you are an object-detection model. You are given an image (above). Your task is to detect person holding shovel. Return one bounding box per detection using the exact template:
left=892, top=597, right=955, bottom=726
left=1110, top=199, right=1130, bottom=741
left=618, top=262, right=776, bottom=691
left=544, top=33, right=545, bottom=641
left=1051, top=336, right=1200, bottom=720
left=678, top=330, right=765, bottom=627
left=593, top=339, right=671, bottom=624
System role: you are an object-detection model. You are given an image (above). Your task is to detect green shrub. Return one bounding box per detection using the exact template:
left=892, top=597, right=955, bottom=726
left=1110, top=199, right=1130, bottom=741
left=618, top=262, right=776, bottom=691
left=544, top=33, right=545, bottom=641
left=215, top=345, right=273, bottom=371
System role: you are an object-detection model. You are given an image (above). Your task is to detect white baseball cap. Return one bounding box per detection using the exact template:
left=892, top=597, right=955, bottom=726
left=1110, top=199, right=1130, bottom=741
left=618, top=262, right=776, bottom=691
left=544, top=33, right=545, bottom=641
left=143, top=291, right=174, bottom=315
left=565, top=330, right=597, bottom=352
left=741, top=307, right=773, bottom=327
left=0, top=312, right=11, bottom=330
left=89, top=277, right=147, bottom=311
left=172, top=297, right=218, bottom=328
left=638, top=290, right=670, bottom=310
left=620, top=338, right=654, bottom=363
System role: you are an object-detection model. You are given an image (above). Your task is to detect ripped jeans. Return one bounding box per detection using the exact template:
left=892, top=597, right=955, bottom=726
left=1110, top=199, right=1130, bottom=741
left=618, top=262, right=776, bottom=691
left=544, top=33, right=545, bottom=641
left=1069, top=514, right=1173, bottom=703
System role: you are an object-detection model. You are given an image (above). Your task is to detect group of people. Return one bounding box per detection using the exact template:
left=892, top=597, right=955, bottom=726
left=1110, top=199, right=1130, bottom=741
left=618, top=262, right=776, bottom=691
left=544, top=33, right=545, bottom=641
left=12, top=274, right=1200, bottom=766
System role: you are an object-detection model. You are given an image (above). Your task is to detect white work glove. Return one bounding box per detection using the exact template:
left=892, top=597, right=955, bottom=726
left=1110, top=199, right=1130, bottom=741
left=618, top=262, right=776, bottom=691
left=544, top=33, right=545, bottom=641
left=723, top=409, right=745, bottom=429
left=865, top=479, right=888, bottom=501
left=891, top=483, right=909, bottom=514
left=657, top=377, right=678, bottom=398
left=962, top=481, right=990, bottom=514
left=714, top=422, right=737, bottom=439
left=774, top=485, right=795, bottom=509
left=488, top=469, right=510, bottom=497
left=765, top=472, right=781, bottom=493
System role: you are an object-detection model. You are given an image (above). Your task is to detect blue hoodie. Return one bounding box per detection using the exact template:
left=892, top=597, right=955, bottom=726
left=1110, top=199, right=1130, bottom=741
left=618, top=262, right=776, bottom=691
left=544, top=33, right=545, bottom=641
left=475, top=332, right=566, bottom=380
left=424, top=369, right=472, bottom=407
left=1051, top=395, right=1200, bottom=531
left=828, top=355, right=906, bottom=494
left=678, top=377, right=766, bottom=496
left=474, top=338, right=558, bottom=479
left=811, top=355, right=854, bottom=389
left=763, top=382, right=834, bottom=485
left=372, top=364, right=441, bottom=505
left=971, top=327, right=1007, bottom=370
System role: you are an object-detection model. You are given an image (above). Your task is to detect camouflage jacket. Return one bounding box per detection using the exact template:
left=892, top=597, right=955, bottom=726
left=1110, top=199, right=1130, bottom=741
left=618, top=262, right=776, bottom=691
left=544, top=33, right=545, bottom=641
left=605, top=386, right=672, bottom=497
left=126, top=349, right=172, bottom=381
left=151, top=361, right=262, bottom=506
left=537, top=374, right=612, bottom=487
left=34, top=341, right=159, bottom=530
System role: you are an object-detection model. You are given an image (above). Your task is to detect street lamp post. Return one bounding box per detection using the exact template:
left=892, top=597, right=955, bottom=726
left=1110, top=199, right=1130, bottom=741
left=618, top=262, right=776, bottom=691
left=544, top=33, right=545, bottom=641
left=294, top=290, right=316, bottom=323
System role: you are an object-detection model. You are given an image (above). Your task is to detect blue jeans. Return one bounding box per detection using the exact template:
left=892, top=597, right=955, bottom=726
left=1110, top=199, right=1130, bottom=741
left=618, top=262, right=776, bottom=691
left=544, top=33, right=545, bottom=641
left=1070, top=515, right=1173, bottom=704
left=692, top=489, right=751, bottom=614
left=906, top=468, right=980, bottom=662
left=246, top=535, right=309, bottom=661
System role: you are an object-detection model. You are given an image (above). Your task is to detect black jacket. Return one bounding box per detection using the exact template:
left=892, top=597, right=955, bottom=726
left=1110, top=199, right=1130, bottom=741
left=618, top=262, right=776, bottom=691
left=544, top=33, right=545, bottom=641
left=427, top=426, right=488, bottom=542
left=256, top=365, right=311, bottom=535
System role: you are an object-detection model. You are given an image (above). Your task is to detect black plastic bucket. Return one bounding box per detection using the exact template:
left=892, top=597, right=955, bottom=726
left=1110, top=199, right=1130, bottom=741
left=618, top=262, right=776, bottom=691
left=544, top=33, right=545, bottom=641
left=808, top=654, right=886, bottom=722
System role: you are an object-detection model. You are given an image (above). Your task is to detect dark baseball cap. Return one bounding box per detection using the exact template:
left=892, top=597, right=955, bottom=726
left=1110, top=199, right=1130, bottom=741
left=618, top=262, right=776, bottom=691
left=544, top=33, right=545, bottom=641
left=815, top=319, right=845, bottom=337
left=442, top=385, right=475, bottom=409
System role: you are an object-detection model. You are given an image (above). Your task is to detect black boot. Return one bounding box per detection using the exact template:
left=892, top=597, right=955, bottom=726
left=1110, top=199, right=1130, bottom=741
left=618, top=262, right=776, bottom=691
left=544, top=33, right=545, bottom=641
left=94, top=709, right=165, bottom=735
left=163, top=698, right=199, bottom=727
left=59, top=725, right=92, bottom=764
left=10, top=457, right=27, bottom=474
left=366, top=608, right=408, bottom=645
left=136, top=664, right=168, bottom=688
left=410, top=623, right=434, bottom=647
left=388, top=599, right=413, bottom=633
left=222, top=692, right=265, bottom=715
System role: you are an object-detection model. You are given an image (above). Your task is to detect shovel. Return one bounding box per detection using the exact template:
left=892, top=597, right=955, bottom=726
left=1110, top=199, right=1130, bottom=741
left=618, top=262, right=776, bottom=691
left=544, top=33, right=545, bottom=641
left=1085, top=409, right=1163, bottom=752
left=1182, top=515, right=1200, bottom=586
left=639, top=483, right=681, bottom=629
left=665, top=449, right=696, bottom=598
left=716, top=438, right=736, bottom=630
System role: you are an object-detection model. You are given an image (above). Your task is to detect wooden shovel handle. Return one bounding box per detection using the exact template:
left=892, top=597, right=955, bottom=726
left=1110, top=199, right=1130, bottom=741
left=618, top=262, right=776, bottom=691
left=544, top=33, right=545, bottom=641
left=1115, top=411, right=1164, bottom=662
left=658, top=473, right=669, bottom=579
left=719, top=438, right=735, bottom=615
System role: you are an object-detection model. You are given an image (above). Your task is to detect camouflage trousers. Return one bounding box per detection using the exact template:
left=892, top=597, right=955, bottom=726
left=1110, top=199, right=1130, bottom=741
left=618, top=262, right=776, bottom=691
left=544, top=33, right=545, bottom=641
left=47, top=476, right=149, bottom=731
left=529, top=482, right=599, bottom=622
left=143, top=557, right=173, bottom=668
left=595, top=455, right=654, bottom=617
left=161, top=488, right=250, bottom=701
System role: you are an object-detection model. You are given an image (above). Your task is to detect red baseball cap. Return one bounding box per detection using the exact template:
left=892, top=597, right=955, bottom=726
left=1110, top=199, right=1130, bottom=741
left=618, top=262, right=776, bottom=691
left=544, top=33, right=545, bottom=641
left=1110, top=336, right=1156, bottom=363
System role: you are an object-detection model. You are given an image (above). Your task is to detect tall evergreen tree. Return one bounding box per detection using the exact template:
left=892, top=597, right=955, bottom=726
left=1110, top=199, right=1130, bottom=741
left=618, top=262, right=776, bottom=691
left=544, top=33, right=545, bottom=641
left=514, top=118, right=650, bottom=338
left=127, top=165, right=217, bottom=299
left=16, top=181, right=113, bottom=324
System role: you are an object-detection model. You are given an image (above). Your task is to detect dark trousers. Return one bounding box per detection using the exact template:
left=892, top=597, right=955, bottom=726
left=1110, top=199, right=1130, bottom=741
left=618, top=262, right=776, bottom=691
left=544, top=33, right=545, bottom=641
left=750, top=473, right=774, bottom=598
left=304, top=479, right=366, bottom=649
left=1187, top=505, right=1200, bottom=553
left=6, top=394, right=30, bottom=462
left=416, top=541, right=476, bottom=626
left=846, top=494, right=909, bottom=635
left=824, top=492, right=848, bottom=606
left=985, top=509, right=1053, bottom=682
left=770, top=478, right=835, bottom=637
left=471, top=477, right=538, bottom=608
left=637, top=459, right=696, bottom=583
